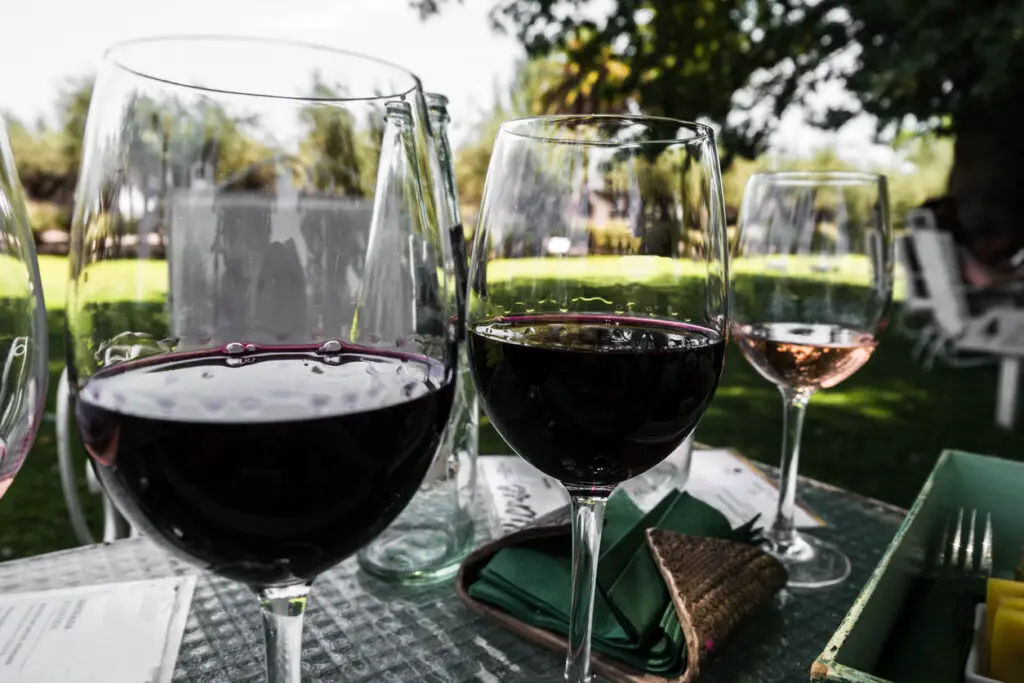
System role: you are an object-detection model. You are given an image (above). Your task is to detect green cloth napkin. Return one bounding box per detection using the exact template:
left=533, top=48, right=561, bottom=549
left=467, top=489, right=761, bottom=677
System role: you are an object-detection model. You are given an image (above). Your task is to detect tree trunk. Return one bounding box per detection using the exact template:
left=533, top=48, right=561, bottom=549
left=947, top=92, right=1024, bottom=265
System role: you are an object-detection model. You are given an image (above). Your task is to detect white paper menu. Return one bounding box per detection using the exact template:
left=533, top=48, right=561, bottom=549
left=0, top=575, right=196, bottom=683
left=478, top=447, right=824, bottom=536
left=683, top=448, right=825, bottom=529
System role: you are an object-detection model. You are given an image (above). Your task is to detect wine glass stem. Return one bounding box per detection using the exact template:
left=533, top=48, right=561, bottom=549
left=564, top=493, right=608, bottom=683
left=258, top=583, right=311, bottom=683
left=771, top=388, right=812, bottom=551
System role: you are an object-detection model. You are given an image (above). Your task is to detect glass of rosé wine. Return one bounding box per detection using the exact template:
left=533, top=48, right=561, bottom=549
left=731, top=171, right=893, bottom=589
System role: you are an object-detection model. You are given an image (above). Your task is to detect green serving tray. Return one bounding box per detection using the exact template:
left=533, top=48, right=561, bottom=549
left=813, top=450, right=1024, bottom=682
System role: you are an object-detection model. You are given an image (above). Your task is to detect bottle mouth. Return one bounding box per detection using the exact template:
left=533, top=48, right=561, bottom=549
left=426, top=93, right=449, bottom=108
left=105, top=35, right=423, bottom=103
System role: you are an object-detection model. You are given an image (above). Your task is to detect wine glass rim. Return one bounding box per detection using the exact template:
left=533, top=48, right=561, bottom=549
left=752, top=170, right=886, bottom=185
left=103, top=35, right=423, bottom=103
left=499, top=114, right=713, bottom=146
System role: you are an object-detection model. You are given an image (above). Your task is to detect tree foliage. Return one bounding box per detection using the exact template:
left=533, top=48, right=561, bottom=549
left=414, top=0, right=1024, bottom=160
left=455, top=57, right=566, bottom=213
left=298, top=79, right=368, bottom=195
left=5, top=73, right=393, bottom=236
left=457, top=56, right=953, bottom=233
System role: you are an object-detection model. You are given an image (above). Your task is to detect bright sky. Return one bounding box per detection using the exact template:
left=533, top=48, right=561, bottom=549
left=0, top=0, right=894, bottom=164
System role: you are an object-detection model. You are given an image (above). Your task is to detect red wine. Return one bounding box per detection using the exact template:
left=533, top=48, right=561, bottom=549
left=732, top=322, right=877, bottom=390
left=468, top=315, right=725, bottom=490
left=74, top=343, right=453, bottom=587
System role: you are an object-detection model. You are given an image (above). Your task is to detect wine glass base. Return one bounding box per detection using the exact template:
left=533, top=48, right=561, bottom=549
left=501, top=670, right=587, bottom=683
left=767, top=532, right=851, bottom=589
left=357, top=519, right=474, bottom=586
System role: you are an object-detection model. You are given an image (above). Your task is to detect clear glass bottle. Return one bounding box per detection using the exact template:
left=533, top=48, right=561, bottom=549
left=358, top=94, right=478, bottom=584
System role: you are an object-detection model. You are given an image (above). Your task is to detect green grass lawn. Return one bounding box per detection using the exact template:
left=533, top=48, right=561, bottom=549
left=488, top=254, right=906, bottom=297
left=0, top=255, right=1018, bottom=560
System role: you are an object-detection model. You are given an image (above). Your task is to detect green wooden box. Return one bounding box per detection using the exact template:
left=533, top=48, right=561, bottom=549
left=812, top=450, right=1024, bottom=682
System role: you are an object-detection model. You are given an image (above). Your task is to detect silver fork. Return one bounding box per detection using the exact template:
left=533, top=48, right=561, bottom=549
left=935, top=507, right=993, bottom=578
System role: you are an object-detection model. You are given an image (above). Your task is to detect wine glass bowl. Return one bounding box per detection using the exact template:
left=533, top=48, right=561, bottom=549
left=731, top=170, right=893, bottom=589
left=469, top=314, right=722, bottom=489
left=65, top=37, right=454, bottom=681
left=467, top=115, right=729, bottom=682
left=0, top=115, right=48, bottom=498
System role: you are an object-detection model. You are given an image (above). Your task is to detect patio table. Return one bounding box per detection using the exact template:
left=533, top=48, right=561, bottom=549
left=0, top=461, right=905, bottom=682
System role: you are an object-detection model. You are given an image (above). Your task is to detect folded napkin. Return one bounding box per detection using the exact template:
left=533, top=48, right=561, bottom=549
left=460, top=489, right=787, bottom=682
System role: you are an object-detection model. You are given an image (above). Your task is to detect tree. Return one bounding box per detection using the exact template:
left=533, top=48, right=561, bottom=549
left=416, top=0, right=1024, bottom=252
left=6, top=78, right=94, bottom=213
left=298, top=76, right=384, bottom=196
left=416, top=0, right=838, bottom=161
left=56, top=76, right=93, bottom=186
left=455, top=57, right=568, bottom=214
left=4, top=115, right=67, bottom=204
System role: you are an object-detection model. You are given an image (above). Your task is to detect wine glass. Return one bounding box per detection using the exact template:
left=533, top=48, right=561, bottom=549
left=65, top=37, right=456, bottom=681
left=0, top=115, right=48, bottom=500
left=731, top=171, right=893, bottom=589
left=467, top=115, right=729, bottom=682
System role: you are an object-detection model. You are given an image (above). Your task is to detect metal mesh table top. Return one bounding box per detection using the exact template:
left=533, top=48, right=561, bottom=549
left=0, top=468, right=904, bottom=682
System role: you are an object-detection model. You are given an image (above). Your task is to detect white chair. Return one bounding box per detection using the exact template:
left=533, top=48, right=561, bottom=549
left=906, top=207, right=939, bottom=232
left=895, top=232, right=942, bottom=359
left=910, top=230, right=999, bottom=366
left=958, top=307, right=1024, bottom=430
left=896, top=207, right=953, bottom=359
left=911, top=229, right=1024, bottom=427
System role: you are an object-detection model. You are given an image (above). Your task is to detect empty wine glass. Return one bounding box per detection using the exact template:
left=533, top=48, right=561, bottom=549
left=731, top=171, right=893, bottom=589
left=468, top=115, right=729, bottom=682
left=65, top=37, right=455, bottom=681
left=0, top=114, right=48, bottom=501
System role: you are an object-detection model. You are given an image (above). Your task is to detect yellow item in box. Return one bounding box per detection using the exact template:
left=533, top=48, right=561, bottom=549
left=991, top=602, right=1024, bottom=683
left=996, top=595, right=1024, bottom=612
left=986, top=578, right=1024, bottom=646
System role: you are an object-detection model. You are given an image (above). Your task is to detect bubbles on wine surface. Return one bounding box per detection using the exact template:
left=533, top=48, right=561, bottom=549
left=82, top=344, right=447, bottom=424
left=475, top=315, right=721, bottom=354
left=317, top=339, right=344, bottom=355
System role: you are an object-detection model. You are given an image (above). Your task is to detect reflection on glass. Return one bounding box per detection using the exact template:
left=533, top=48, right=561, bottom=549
left=0, top=114, right=48, bottom=498
left=65, top=37, right=454, bottom=682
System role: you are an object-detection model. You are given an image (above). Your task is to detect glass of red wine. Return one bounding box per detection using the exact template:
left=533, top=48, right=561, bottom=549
left=0, top=114, right=48, bottom=501
left=731, top=171, right=893, bottom=589
left=65, top=38, right=456, bottom=681
left=467, top=115, right=729, bottom=682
